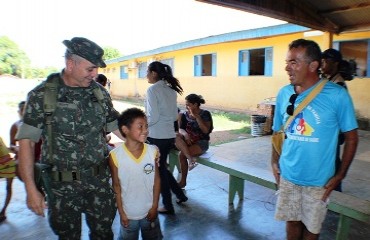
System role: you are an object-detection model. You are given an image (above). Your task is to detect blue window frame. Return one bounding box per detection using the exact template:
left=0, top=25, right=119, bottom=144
left=194, top=53, right=217, bottom=76
left=239, top=47, right=273, bottom=76
left=120, top=65, right=128, bottom=79
left=160, top=58, right=174, bottom=73
left=138, top=62, right=148, bottom=79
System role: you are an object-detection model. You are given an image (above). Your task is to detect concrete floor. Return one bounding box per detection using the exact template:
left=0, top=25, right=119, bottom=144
left=1, top=131, right=370, bottom=239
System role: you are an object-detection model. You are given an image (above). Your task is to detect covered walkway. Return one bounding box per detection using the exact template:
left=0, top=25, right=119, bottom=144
left=1, top=130, right=369, bottom=239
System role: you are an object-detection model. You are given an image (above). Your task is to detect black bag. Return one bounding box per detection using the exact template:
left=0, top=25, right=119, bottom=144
left=339, top=59, right=356, bottom=81
left=34, top=163, right=53, bottom=201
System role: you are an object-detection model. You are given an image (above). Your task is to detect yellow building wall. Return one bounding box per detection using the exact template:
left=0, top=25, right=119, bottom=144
left=104, top=30, right=370, bottom=119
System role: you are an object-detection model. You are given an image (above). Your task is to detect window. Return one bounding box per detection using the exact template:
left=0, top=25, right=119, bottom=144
left=335, top=40, right=370, bottom=78
left=138, top=62, right=148, bottom=79
left=239, top=47, right=273, bottom=76
left=194, top=53, right=217, bottom=76
left=160, top=58, right=174, bottom=73
left=120, top=65, right=128, bottom=79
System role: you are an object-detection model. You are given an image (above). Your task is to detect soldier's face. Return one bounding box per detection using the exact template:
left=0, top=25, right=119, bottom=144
left=68, top=58, right=98, bottom=87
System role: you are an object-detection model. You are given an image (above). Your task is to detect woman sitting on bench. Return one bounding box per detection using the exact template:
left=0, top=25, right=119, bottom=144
left=175, top=94, right=213, bottom=188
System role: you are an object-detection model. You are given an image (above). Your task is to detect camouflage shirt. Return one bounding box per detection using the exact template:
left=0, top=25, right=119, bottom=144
left=17, top=72, right=119, bottom=171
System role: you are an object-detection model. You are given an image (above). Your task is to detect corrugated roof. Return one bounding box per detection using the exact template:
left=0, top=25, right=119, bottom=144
left=197, top=0, right=370, bottom=33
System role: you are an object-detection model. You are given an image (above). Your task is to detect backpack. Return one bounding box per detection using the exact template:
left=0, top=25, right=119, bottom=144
left=339, top=59, right=356, bottom=81
left=44, top=73, right=106, bottom=117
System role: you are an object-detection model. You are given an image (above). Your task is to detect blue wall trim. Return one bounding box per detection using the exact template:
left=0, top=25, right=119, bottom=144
left=106, top=23, right=310, bottom=64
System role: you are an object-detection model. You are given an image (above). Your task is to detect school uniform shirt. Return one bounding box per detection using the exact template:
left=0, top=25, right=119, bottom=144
left=272, top=80, right=358, bottom=187
left=110, top=143, right=158, bottom=220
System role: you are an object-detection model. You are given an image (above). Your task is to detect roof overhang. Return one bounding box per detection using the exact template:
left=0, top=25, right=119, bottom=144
left=196, top=0, right=370, bottom=34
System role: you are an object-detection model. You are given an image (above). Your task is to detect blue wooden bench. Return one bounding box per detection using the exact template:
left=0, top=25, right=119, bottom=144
left=168, top=149, right=370, bottom=240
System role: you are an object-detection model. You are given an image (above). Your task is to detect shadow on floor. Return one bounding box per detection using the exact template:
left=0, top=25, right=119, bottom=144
left=1, top=165, right=369, bottom=239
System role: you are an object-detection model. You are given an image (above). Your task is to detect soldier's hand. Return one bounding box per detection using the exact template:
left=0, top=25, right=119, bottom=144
left=27, top=189, right=47, bottom=217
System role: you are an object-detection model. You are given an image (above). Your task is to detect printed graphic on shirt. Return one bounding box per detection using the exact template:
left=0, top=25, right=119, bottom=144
left=143, top=163, right=154, bottom=174
left=287, top=112, right=319, bottom=143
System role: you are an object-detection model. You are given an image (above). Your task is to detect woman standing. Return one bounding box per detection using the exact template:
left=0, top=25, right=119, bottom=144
left=145, top=61, right=188, bottom=214
left=175, top=94, right=213, bottom=188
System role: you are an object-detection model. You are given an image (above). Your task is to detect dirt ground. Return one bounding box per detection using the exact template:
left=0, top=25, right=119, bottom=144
left=209, top=130, right=251, bottom=145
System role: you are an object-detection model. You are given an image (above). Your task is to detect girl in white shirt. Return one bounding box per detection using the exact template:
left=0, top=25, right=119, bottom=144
left=145, top=61, right=188, bottom=214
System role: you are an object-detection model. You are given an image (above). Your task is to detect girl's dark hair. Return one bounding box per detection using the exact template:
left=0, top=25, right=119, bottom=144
left=185, top=94, right=205, bottom=106
left=117, top=108, right=146, bottom=137
left=148, top=61, right=183, bottom=95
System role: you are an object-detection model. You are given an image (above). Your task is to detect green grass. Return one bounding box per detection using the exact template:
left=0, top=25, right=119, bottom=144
left=231, top=126, right=251, bottom=135
left=116, top=97, right=252, bottom=134
left=211, top=111, right=251, bottom=134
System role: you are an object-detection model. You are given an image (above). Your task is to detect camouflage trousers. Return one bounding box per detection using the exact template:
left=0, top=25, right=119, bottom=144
left=48, top=176, right=116, bottom=240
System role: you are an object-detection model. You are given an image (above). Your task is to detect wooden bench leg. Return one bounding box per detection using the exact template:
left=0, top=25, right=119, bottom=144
left=336, top=214, right=351, bottom=240
left=229, top=175, right=244, bottom=204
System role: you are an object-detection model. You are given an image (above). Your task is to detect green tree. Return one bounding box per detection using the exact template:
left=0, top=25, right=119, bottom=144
left=103, top=46, right=121, bottom=61
left=0, top=36, right=30, bottom=77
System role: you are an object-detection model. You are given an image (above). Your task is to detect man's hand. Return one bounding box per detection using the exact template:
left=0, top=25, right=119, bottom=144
left=19, top=139, right=46, bottom=216
left=272, top=162, right=281, bottom=187
left=323, top=175, right=342, bottom=201
left=26, top=188, right=47, bottom=217
left=271, top=146, right=281, bottom=187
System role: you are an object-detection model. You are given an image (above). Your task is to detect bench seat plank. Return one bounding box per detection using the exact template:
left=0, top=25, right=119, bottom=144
left=329, top=191, right=370, bottom=223
left=197, top=156, right=276, bottom=191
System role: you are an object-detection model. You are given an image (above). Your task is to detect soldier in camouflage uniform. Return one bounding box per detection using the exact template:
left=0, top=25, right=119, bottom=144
left=17, top=37, right=124, bottom=240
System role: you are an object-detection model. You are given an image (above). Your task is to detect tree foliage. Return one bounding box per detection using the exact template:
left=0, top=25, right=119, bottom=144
left=103, top=46, right=121, bottom=61
left=0, top=36, right=59, bottom=79
left=0, top=36, right=30, bottom=77
left=0, top=37, right=122, bottom=79
left=25, top=66, right=59, bottom=79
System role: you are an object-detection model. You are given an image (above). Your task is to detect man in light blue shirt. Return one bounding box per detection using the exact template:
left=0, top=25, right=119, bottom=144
left=271, top=39, right=358, bottom=240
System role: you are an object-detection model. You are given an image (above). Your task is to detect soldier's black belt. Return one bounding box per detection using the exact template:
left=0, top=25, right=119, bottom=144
left=51, top=164, right=106, bottom=182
